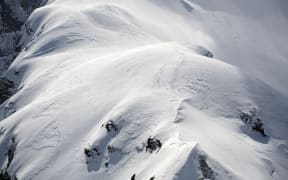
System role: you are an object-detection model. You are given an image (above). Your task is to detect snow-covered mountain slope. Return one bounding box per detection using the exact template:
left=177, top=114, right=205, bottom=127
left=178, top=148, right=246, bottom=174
left=0, top=0, right=288, bottom=179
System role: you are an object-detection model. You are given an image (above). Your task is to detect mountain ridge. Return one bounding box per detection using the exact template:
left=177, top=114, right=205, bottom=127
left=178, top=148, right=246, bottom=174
left=0, top=0, right=288, bottom=179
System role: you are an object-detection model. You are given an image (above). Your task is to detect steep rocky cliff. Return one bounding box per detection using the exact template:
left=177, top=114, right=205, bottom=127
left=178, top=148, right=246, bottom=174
left=0, top=0, right=46, bottom=105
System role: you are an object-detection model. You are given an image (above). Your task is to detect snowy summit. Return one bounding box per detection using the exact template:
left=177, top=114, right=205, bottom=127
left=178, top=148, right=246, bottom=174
left=0, top=0, right=288, bottom=179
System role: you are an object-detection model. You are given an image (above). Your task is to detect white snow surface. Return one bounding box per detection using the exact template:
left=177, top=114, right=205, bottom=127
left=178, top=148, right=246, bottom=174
left=1, top=0, right=288, bottom=180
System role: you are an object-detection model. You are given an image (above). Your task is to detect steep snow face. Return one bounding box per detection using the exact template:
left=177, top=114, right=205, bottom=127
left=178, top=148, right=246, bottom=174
left=0, top=0, right=288, bottom=180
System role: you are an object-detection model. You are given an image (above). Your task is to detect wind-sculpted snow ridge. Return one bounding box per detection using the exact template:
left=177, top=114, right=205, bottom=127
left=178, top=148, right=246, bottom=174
left=0, top=0, right=288, bottom=180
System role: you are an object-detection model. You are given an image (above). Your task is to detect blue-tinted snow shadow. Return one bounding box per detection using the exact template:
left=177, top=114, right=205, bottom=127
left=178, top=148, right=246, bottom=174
left=242, top=74, right=288, bottom=141
left=85, top=129, right=121, bottom=172
left=240, top=124, right=269, bottom=144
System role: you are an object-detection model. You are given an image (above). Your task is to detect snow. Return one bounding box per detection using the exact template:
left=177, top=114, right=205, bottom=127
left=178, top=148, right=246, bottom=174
left=0, top=0, right=288, bottom=180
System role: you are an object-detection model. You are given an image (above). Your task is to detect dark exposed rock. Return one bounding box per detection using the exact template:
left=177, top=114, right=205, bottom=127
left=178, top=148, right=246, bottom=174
left=107, top=145, right=120, bottom=154
left=198, top=155, right=215, bottom=180
left=84, top=148, right=93, bottom=158
left=204, top=51, right=214, bottom=58
left=0, top=137, right=17, bottom=180
left=84, top=146, right=100, bottom=159
left=104, top=162, right=109, bottom=168
left=0, top=127, right=6, bottom=135
left=0, top=0, right=46, bottom=74
left=0, top=1, right=22, bottom=33
left=240, top=108, right=256, bottom=124
left=130, top=174, right=136, bottom=180
left=0, top=0, right=45, bottom=104
left=145, top=137, right=162, bottom=153
left=0, top=78, right=14, bottom=104
left=185, top=44, right=214, bottom=58
left=252, top=118, right=266, bottom=136
left=0, top=169, right=17, bottom=180
left=104, top=120, right=118, bottom=132
left=7, top=137, right=17, bottom=169
left=198, top=46, right=213, bottom=58
left=240, top=108, right=267, bottom=137
left=20, top=0, right=44, bottom=15
left=0, top=170, right=12, bottom=180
